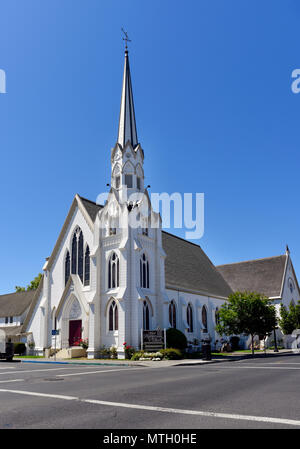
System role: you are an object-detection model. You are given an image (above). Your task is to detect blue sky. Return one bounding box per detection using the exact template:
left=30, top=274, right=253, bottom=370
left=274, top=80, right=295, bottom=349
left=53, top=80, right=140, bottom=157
left=0, top=0, right=300, bottom=294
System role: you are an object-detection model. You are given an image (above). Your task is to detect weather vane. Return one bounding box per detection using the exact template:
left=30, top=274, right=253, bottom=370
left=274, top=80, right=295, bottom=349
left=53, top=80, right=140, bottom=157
left=121, top=28, right=131, bottom=50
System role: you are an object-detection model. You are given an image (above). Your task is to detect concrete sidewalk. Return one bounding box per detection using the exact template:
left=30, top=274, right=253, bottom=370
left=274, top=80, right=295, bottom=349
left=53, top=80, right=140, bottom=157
left=13, top=349, right=297, bottom=368
left=13, top=357, right=216, bottom=368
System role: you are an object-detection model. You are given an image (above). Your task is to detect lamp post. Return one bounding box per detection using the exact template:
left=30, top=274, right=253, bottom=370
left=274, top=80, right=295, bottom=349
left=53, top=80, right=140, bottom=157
left=273, top=326, right=279, bottom=353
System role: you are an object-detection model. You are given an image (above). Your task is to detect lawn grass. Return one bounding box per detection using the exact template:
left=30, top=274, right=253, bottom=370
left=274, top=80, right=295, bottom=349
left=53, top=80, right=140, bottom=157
left=14, top=355, right=44, bottom=359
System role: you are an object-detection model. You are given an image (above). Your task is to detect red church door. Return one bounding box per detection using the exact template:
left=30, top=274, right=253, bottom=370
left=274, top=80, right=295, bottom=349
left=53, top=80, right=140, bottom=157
left=69, top=320, right=82, bottom=346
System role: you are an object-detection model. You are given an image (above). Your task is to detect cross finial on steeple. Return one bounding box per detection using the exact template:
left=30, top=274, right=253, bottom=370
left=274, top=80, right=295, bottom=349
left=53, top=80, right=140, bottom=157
left=121, top=28, right=131, bottom=51
left=286, top=244, right=290, bottom=256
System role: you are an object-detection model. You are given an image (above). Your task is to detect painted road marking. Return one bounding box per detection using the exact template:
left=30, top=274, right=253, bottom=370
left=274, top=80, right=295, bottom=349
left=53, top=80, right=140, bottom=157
left=57, top=367, right=146, bottom=377
left=0, top=366, right=120, bottom=376
left=0, top=388, right=299, bottom=427
left=215, top=365, right=300, bottom=370
left=0, top=379, right=24, bottom=383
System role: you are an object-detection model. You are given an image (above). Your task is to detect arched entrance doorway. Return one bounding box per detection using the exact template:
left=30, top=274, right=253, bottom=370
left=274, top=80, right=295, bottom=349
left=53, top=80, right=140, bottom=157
left=69, top=319, right=82, bottom=346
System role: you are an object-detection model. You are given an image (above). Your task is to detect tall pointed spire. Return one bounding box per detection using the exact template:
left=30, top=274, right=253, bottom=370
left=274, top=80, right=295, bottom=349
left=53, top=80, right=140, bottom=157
left=117, top=49, right=138, bottom=148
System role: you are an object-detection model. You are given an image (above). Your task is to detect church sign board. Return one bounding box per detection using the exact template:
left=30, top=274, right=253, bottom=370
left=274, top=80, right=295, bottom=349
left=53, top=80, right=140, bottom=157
left=141, top=328, right=166, bottom=352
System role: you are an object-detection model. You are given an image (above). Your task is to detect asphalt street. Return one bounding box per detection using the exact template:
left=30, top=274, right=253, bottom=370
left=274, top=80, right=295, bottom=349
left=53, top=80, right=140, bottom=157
left=0, top=354, right=299, bottom=429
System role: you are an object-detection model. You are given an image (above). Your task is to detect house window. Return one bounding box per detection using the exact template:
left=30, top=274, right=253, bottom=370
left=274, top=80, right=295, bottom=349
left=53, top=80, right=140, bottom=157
left=143, top=300, right=150, bottom=330
left=289, top=278, right=294, bottom=293
left=202, top=306, right=208, bottom=333
left=140, top=254, right=149, bottom=289
left=109, top=227, right=117, bottom=236
left=137, top=177, right=141, bottom=190
left=125, top=174, right=133, bottom=188
left=65, top=251, right=70, bottom=286
left=84, top=246, right=90, bottom=286
left=5, top=317, right=8, bottom=324
left=109, top=300, right=118, bottom=331
left=9, top=316, right=13, bottom=324
left=115, top=175, right=120, bottom=189
left=169, top=300, right=176, bottom=328
left=187, top=304, right=193, bottom=333
left=108, top=252, right=119, bottom=289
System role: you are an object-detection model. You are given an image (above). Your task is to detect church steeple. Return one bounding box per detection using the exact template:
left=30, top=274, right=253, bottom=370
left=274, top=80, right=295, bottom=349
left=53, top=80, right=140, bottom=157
left=117, top=48, right=138, bottom=149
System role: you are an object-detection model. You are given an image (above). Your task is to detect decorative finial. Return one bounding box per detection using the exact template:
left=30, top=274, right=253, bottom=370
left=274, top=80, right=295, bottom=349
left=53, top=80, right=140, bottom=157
left=121, top=28, right=131, bottom=51
left=286, top=244, right=290, bottom=255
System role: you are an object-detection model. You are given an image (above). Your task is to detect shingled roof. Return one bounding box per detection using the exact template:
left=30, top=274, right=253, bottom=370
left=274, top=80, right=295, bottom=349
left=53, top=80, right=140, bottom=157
left=162, top=231, right=232, bottom=298
left=217, top=255, right=287, bottom=298
left=79, top=196, right=103, bottom=222
left=0, top=290, right=36, bottom=318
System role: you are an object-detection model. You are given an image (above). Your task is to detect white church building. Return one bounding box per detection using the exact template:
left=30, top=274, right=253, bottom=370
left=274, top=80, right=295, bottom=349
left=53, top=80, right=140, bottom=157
left=21, top=48, right=233, bottom=359
left=2, top=48, right=299, bottom=358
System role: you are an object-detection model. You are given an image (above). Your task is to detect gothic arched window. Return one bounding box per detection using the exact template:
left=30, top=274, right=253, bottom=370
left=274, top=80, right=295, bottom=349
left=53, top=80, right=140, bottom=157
left=71, top=233, right=77, bottom=274
left=140, top=254, right=149, bottom=289
left=84, top=246, right=90, bottom=286
left=215, top=307, right=220, bottom=325
left=169, top=300, right=176, bottom=329
left=202, top=306, right=208, bottom=333
left=65, top=251, right=70, bottom=286
left=109, top=300, right=118, bottom=331
left=187, top=303, right=193, bottom=333
left=78, top=231, right=84, bottom=283
left=143, top=300, right=150, bottom=330
left=108, top=252, right=119, bottom=289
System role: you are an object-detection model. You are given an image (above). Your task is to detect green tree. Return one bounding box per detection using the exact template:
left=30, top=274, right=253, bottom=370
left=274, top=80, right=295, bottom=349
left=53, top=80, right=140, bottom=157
left=279, top=301, right=300, bottom=335
left=15, top=273, right=42, bottom=292
left=216, top=291, right=277, bottom=356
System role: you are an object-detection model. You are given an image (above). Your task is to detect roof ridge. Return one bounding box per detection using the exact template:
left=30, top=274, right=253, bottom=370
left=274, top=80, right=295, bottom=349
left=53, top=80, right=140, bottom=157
left=217, top=254, right=287, bottom=268
left=78, top=195, right=103, bottom=207
left=162, top=230, right=201, bottom=248
left=0, top=290, right=35, bottom=298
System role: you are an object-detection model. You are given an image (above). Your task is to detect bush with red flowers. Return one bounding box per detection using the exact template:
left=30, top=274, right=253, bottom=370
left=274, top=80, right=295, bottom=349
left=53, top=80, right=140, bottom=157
left=79, top=338, right=88, bottom=350
left=123, top=342, right=135, bottom=359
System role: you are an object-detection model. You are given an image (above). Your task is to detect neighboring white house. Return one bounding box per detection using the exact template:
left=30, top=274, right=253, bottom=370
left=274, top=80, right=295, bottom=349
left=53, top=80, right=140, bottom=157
left=0, top=290, right=36, bottom=343
left=217, top=247, right=300, bottom=348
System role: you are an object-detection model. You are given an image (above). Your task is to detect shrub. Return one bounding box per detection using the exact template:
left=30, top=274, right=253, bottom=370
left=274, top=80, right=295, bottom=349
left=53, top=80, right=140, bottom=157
left=79, top=338, right=88, bottom=350
left=230, top=336, right=240, bottom=351
left=160, top=348, right=182, bottom=360
left=166, top=328, right=187, bottom=351
left=110, top=346, right=117, bottom=359
left=13, top=342, right=26, bottom=355
left=131, top=351, right=144, bottom=361
left=123, top=342, right=135, bottom=359
left=99, top=345, right=110, bottom=358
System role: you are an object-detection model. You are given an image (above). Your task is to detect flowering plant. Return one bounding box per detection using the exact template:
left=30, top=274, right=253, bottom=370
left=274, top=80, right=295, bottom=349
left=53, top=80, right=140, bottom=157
left=79, top=338, right=88, bottom=350
left=123, top=342, right=135, bottom=359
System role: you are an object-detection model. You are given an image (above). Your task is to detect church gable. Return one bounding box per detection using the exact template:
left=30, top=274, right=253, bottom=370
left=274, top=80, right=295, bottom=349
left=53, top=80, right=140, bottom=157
left=217, top=255, right=287, bottom=298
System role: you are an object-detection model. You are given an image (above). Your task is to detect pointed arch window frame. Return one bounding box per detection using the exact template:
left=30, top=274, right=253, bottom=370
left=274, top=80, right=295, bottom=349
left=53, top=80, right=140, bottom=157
left=108, top=252, right=120, bottom=290
left=187, top=303, right=193, bottom=333
left=169, top=300, right=177, bottom=329
left=140, top=253, right=149, bottom=289
left=202, top=305, right=208, bottom=333
left=108, top=299, right=119, bottom=333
